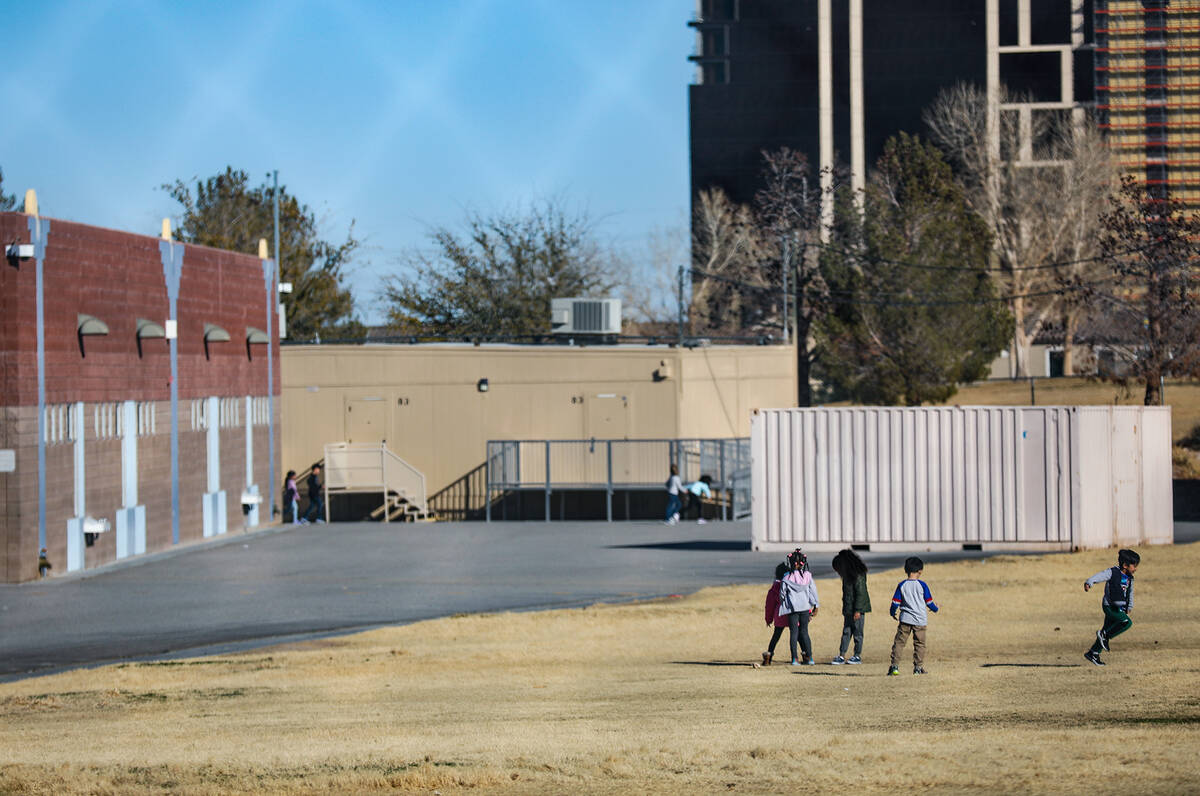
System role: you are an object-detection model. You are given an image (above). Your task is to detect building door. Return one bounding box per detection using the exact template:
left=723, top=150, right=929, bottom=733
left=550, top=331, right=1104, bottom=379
left=345, top=397, right=389, bottom=444
left=586, top=394, right=629, bottom=440
left=1049, top=350, right=1065, bottom=378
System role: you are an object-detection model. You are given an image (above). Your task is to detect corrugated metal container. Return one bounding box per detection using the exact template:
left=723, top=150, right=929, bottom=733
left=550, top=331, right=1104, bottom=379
left=751, top=406, right=1173, bottom=551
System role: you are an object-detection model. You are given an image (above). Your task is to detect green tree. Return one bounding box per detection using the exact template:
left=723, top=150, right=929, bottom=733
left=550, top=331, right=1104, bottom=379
left=1093, top=175, right=1200, bottom=405
left=382, top=199, right=613, bottom=338
left=164, top=167, right=362, bottom=341
left=0, top=168, right=16, bottom=211
left=818, top=133, right=1010, bottom=405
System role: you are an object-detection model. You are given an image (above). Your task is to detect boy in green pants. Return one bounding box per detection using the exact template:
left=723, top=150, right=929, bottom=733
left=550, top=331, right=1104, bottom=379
left=1083, top=549, right=1140, bottom=666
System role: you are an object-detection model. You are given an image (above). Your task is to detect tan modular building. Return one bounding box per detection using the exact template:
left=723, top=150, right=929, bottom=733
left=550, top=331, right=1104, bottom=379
left=281, top=343, right=797, bottom=512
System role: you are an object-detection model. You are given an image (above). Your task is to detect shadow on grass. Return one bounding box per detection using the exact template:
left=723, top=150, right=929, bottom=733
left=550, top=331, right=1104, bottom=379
left=671, top=660, right=756, bottom=667
left=609, top=541, right=750, bottom=551
left=979, top=663, right=1081, bottom=668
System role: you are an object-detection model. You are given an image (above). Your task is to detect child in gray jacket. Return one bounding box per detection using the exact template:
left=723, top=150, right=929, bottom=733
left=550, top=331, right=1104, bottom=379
left=887, top=556, right=939, bottom=676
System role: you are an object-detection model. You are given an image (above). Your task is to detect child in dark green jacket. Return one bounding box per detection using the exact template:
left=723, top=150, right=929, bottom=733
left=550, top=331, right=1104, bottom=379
left=830, top=549, right=871, bottom=664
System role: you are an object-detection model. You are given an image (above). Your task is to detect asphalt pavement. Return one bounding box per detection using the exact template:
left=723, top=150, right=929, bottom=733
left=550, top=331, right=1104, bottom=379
left=2, top=519, right=1194, bottom=681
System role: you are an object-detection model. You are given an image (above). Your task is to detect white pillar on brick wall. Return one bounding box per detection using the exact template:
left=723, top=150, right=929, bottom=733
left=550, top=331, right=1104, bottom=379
left=67, top=402, right=85, bottom=572
left=202, top=395, right=227, bottom=537
left=121, top=400, right=138, bottom=508
left=116, top=400, right=146, bottom=558
left=244, top=395, right=259, bottom=528
left=207, top=396, right=220, bottom=493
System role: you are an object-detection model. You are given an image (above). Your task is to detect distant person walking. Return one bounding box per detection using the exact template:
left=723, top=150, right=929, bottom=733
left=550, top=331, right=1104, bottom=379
left=778, top=549, right=819, bottom=666
left=282, top=470, right=300, bottom=524
left=888, top=556, right=939, bottom=676
left=303, top=463, right=325, bottom=524
left=761, top=561, right=790, bottom=666
left=663, top=464, right=683, bottom=525
left=687, top=474, right=713, bottom=524
left=1083, top=548, right=1140, bottom=666
left=830, top=549, right=870, bottom=665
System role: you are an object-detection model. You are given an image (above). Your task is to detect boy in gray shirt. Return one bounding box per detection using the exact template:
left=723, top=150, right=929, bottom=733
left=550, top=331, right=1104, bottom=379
left=888, top=556, right=939, bottom=676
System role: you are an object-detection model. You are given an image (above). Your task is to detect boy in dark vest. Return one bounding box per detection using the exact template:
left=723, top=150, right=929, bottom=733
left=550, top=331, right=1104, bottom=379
left=1083, top=548, right=1140, bottom=666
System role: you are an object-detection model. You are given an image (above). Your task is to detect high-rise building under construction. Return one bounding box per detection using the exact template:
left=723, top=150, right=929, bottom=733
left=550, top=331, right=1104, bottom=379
left=1094, top=0, right=1200, bottom=211
left=688, top=1, right=1199, bottom=214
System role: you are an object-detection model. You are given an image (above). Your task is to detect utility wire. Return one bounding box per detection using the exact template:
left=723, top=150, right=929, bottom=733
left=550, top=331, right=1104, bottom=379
left=804, top=238, right=1167, bottom=273
left=690, top=267, right=1123, bottom=308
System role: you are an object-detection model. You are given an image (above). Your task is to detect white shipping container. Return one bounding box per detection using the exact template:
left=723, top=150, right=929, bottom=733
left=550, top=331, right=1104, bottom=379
left=751, top=406, right=1173, bottom=551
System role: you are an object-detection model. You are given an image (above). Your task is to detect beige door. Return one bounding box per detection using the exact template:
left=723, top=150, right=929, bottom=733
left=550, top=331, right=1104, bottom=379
left=587, top=394, right=629, bottom=440
left=345, top=397, right=389, bottom=444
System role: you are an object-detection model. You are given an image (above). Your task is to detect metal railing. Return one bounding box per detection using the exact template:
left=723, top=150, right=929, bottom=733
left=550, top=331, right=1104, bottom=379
left=324, top=442, right=428, bottom=521
left=485, top=438, right=750, bottom=522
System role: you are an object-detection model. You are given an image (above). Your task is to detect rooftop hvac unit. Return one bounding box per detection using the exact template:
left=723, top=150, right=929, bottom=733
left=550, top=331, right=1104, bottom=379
left=550, top=298, right=621, bottom=335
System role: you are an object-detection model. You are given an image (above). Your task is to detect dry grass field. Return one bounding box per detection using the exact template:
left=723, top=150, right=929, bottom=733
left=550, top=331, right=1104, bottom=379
left=939, top=377, right=1200, bottom=443
left=2, top=543, right=1198, bottom=795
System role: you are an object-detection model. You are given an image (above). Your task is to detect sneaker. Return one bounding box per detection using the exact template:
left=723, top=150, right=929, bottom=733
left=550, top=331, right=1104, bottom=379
left=913, top=667, right=927, bottom=675
left=1097, top=630, right=1109, bottom=651
left=761, top=651, right=772, bottom=666
left=672, top=513, right=680, bottom=523
left=1084, top=651, right=1105, bottom=666
left=803, top=657, right=816, bottom=665
left=697, top=518, right=707, bottom=524
left=831, top=656, right=846, bottom=665
left=887, top=666, right=900, bottom=676
left=790, top=660, right=803, bottom=666
left=846, top=656, right=862, bottom=665
left=315, top=518, right=325, bottom=524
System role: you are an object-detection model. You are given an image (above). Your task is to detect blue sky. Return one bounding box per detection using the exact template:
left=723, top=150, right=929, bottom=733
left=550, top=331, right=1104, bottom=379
left=2, top=0, right=693, bottom=323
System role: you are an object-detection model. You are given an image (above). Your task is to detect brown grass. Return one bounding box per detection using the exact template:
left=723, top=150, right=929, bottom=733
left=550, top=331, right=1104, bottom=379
left=938, top=378, right=1200, bottom=443
left=2, top=544, right=1199, bottom=794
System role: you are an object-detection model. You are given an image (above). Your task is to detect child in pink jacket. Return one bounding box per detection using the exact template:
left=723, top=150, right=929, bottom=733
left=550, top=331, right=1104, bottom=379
left=762, top=561, right=790, bottom=665
left=778, top=549, right=820, bottom=665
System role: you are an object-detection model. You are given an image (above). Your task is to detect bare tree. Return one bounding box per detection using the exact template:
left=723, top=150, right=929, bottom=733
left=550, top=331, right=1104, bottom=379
left=613, top=224, right=687, bottom=333
left=754, top=148, right=827, bottom=406
left=689, top=187, right=770, bottom=335
left=924, top=83, right=1066, bottom=377
left=1043, top=117, right=1117, bottom=374
left=1094, top=176, right=1200, bottom=405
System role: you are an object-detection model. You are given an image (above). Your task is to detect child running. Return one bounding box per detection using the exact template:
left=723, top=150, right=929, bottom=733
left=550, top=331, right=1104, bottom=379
left=778, top=549, right=820, bottom=666
left=761, top=561, right=790, bottom=666
left=830, top=549, right=870, bottom=665
left=888, top=556, right=939, bottom=676
left=1083, top=548, right=1140, bottom=666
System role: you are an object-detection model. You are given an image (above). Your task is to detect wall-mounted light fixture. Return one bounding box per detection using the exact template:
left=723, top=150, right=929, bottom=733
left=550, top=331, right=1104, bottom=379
left=203, top=323, right=230, bottom=361
left=136, top=318, right=165, bottom=339
left=136, top=318, right=166, bottom=359
left=77, top=314, right=109, bottom=336
left=477, top=378, right=489, bottom=393
left=5, top=243, right=34, bottom=261
left=76, top=314, right=109, bottom=357
left=203, top=323, right=230, bottom=342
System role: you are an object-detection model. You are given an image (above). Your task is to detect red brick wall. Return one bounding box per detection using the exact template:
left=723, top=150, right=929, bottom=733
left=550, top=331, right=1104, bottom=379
left=0, top=211, right=282, bottom=582
left=0, top=212, right=279, bottom=406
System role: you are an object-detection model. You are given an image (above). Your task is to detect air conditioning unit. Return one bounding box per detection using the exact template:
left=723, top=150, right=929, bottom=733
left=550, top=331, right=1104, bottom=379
left=550, top=298, right=621, bottom=335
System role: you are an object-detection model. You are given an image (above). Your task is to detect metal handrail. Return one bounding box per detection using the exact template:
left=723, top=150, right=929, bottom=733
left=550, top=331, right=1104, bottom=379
left=323, top=441, right=428, bottom=521
left=485, top=437, right=750, bottom=522
left=383, top=445, right=427, bottom=514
